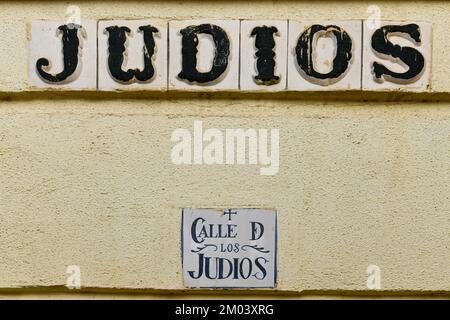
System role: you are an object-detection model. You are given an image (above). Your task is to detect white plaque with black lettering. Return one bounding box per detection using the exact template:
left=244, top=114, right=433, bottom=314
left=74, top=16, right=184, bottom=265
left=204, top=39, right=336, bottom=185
left=182, top=208, right=277, bottom=288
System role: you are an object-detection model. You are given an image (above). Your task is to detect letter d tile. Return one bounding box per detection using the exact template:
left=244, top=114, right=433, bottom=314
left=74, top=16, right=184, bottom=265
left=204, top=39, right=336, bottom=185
left=168, top=20, right=240, bottom=91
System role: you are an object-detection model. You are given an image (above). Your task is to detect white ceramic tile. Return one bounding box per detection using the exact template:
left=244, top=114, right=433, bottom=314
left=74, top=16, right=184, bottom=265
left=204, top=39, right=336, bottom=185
left=240, top=20, right=287, bottom=91
left=182, top=208, right=277, bottom=288
left=98, top=19, right=168, bottom=91
left=29, top=20, right=97, bottom=90
left=169, top=20, right=240, bottom=91
left=288, top=20, right=362, bottom=91
left=362, top=21, right=431, bottom=92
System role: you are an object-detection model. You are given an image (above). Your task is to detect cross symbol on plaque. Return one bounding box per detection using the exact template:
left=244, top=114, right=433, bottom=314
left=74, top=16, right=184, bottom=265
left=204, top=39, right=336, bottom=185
left=224, top=209, right=238, bottom=221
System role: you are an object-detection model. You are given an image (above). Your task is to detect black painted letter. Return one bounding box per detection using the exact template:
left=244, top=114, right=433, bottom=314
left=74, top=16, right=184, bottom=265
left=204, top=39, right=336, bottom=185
left=371, top=24, right=425, bottom=83
left=106, top=25, right=159, bottom=83
left=178, top=24, right=230, bottom=83
left=134, top=25, right=159, bottom=82
left=251, top=26, right=280, bottom=85
left=36, top=24, right=82, bottom=83
left=296, top=25, right=352, bottom=83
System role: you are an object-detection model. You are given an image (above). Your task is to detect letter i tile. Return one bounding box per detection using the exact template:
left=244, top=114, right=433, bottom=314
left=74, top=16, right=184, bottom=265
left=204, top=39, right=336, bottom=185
left=240, top=20, right=288, bottom=91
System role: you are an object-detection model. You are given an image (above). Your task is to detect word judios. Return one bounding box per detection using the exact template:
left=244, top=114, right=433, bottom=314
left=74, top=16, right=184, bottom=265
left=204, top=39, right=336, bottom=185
left=31, top=20, right=431, bottom=91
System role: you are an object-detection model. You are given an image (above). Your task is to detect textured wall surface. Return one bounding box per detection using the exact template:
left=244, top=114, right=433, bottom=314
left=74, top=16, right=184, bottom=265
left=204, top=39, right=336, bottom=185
left=0, top=1, right=450, bottom=297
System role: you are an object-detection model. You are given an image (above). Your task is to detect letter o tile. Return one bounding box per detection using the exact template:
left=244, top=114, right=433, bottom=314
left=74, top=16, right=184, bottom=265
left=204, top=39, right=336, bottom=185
left=287, top=20, right=362, bottom=91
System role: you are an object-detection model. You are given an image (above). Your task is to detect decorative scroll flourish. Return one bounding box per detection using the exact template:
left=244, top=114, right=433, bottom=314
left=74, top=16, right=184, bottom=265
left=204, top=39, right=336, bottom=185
left=241, top=245, right=270, bottom=253
left=191, top=244, right=218, bottom=253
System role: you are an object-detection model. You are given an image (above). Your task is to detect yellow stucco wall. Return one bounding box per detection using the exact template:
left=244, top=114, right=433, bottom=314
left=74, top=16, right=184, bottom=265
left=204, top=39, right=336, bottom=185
left=0, top=1, right=450, bottom=298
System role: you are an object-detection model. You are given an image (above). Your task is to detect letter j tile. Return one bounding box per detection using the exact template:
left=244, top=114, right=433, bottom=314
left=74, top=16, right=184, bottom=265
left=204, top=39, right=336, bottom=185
left=28, top=20, right=97, bottom=90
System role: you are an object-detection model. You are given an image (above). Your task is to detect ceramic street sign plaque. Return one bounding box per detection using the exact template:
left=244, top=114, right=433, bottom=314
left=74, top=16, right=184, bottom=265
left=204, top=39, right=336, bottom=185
left=182, top=208, right=277, bottom=288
